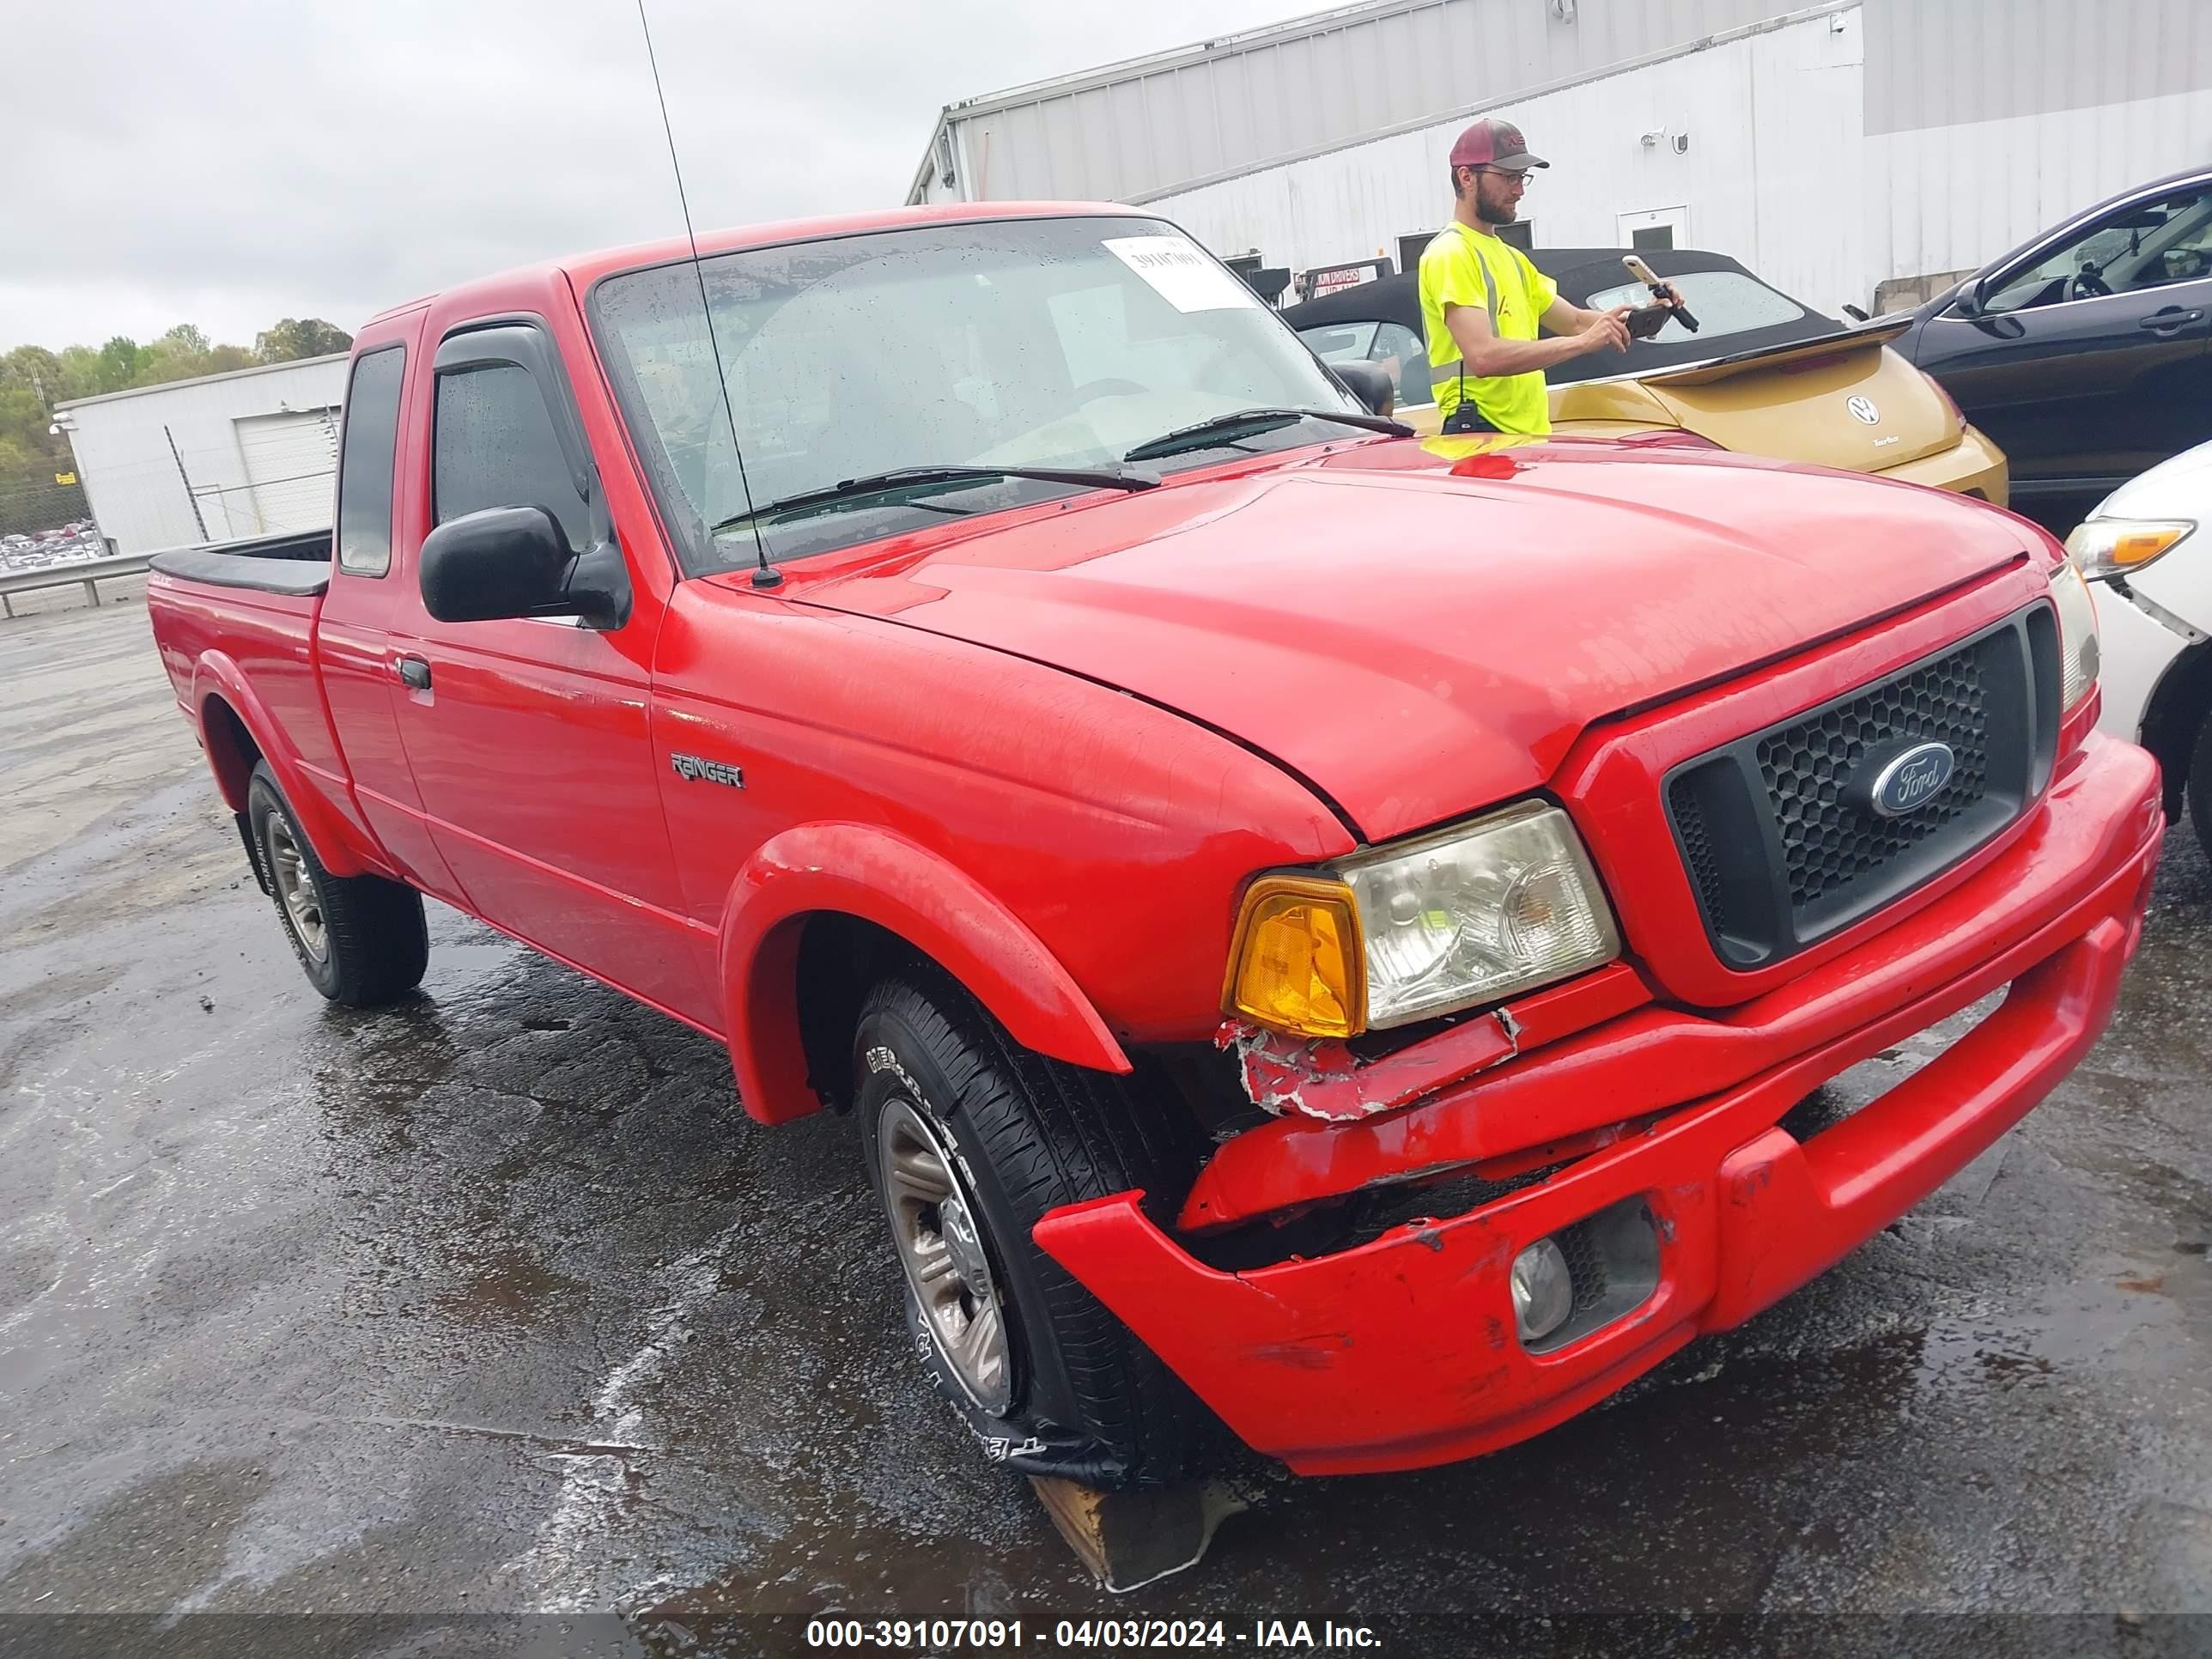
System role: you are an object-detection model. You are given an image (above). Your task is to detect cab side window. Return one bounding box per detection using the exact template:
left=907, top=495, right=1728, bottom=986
left=1297, top=320, right=1431, bottom=410
left=433, top=362, right=587, bottom=550
left=335, top=346, right=406, bottom=577
left=1370, top=322, right=1430, bottom=408
left=1986, top=188, right=2212, bottom=313
left=1297, top=321, right=1380, bottom=366
left=2124, top=191, right=2212, bottom=289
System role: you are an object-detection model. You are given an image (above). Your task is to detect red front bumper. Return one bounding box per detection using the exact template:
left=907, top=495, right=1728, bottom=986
left=1035, top=735, right=2164, bottom=1476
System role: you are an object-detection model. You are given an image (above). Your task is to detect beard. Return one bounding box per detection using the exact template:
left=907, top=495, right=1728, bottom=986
left=1477, top=179, right=1522, bottom=225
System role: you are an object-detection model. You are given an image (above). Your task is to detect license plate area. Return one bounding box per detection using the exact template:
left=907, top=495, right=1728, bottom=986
left=1778, top=988, right=2008, bottom=1144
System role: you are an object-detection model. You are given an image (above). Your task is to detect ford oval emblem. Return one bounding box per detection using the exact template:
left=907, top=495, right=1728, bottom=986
left=1847, top=395, right=1881, bottom=425
left=1866, top=741, right=1955, bottom=817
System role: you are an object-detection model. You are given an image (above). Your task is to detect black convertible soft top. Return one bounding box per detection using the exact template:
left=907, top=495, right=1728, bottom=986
left=1282, top=246, right=1845, bottom=386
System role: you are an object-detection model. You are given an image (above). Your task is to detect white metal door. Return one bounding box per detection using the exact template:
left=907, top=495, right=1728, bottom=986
left=234, top=407, right=339, bottom=535
left=1616, top=206, right=1690, bottom=252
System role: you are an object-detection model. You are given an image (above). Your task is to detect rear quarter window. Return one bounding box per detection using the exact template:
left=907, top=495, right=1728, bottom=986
left=335, top=346, right=407, bottom=577
left=1543, top=267, right=1834, bottom=385
left=1578, top=270, right=1807, bottom=346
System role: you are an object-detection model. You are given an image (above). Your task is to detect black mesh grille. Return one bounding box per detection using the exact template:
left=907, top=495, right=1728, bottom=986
left=1754, top=645, right=1992, bottom=909
left=1658, top=606, right=2059, bottom=975
left=1553, top=1213, right=1612, bottom=1317
left=1670, top=777, right=1730, bottom=931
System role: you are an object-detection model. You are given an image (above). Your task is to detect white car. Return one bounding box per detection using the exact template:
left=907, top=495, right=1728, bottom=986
left=2069, top=440, right=2212, bottom=855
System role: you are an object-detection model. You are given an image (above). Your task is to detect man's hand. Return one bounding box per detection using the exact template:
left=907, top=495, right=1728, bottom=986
left=1577, top=307, right=1633, bottom=356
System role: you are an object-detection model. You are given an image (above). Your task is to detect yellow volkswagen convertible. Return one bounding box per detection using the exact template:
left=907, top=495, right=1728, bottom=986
left=1286, top=248, right=2008, bottom=505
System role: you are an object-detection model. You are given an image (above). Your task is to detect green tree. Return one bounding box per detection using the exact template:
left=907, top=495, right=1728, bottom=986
left=1, top=345, right=64, bottom=404
left=0, top=363, right=70, bottom=494
left=254, top=318, right=352, bottom=363
left=95, top=336, right=146, bottom=393
left=139, top=324, right=217, bottom=386
left=54, top=345, right=102, bottom=402
left=0, top=385, right=50, bottom=466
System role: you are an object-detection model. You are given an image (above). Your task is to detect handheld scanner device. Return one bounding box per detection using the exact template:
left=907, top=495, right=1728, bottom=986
left=1623, top=254, right=1698, bottom=333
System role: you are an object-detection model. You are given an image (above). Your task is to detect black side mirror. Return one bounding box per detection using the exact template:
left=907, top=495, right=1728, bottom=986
left=1951, top=276, right=1991, bottom=319
left=420, top=506, right=575, bottom=623
left=1330, top=360, right=1396, bottom=417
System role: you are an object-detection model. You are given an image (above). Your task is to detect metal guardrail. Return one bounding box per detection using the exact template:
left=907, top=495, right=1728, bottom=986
left=0, top=552, right=151, bottom=617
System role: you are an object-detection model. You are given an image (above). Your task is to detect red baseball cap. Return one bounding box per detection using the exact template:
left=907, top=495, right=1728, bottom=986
left=1449, top=117, right=1548, bottom=172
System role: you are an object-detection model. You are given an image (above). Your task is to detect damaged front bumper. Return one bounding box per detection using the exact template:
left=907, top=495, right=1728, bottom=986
left=1034, top=735, right=2163, bottom=1477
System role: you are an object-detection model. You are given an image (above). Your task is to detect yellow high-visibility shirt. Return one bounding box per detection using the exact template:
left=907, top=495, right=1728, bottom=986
left=1418, top=222, right=1559, bottom=435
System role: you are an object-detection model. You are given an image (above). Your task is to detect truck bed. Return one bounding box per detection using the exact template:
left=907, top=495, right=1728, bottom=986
left=146, top=528, right=366, bottom=873
left=147, top=528, right=331, bottom=597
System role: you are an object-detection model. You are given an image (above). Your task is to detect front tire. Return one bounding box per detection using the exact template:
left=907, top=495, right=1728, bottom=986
left=246, top=762, right=428, bottom=1006
left=854, top=969, right=1205, bottom=1489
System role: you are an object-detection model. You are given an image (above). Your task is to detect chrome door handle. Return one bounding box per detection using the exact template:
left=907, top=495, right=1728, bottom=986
left=395, top=656, right=432, bottom=690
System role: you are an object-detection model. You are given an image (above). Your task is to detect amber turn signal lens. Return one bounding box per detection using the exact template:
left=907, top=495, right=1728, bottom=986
left=2064, top=517, right=2195, bottom=581
left=1224, top=876, right=1366, bottom=1040
left=2106, top=525, right=2190, bottom=567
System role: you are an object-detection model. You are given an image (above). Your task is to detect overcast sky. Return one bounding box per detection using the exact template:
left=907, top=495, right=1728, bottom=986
left=3, top=0, right=1330, bottom=355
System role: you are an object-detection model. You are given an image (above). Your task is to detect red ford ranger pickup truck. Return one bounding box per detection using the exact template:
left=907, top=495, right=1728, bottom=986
left=148, top=203, right=2162, bottom=1487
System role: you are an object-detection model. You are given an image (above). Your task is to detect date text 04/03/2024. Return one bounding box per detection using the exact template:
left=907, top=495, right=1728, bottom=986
left=801, top=1618, right=1383, bottom=1650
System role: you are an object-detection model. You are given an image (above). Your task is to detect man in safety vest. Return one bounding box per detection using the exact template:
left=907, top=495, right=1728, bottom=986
left=1419, top=118, right=1665, bottom=435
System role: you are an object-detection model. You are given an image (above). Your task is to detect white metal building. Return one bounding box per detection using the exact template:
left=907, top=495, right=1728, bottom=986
left=909, top=0, right=2212, bottom=318
left=52, top=355, right=349, bottom=556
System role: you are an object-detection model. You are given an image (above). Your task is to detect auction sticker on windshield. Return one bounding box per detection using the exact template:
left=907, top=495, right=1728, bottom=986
left=1105, top=236, right=1261, bottom=313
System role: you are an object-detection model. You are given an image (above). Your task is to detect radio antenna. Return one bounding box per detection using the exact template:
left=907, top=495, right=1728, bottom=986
left=635, top=0, right=781, bottom=589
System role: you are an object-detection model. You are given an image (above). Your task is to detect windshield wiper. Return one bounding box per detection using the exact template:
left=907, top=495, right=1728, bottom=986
left=710, top=464, right=1158, bottom=536
left=1121, top=406, right=1411, bottom=465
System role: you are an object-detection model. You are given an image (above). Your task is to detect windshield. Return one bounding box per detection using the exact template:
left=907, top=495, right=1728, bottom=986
left=590, top=215, right=1363, bottom=570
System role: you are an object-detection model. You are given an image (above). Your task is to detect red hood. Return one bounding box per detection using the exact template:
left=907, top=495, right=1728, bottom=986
left=787, top=441, right=2033, bottom=842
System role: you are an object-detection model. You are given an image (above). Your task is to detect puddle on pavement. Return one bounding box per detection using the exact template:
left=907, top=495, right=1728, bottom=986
left=434, top=1247, right=590, bottom=1328
left=634, top=1493, right=1057, bottom=1637
left=430, top=934, right=534, bottom=989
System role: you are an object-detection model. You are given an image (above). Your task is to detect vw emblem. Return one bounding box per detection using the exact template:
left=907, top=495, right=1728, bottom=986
left=1861, top=740, right=1955, bottom=818
left=1847, top=395, right=1881, bottom=425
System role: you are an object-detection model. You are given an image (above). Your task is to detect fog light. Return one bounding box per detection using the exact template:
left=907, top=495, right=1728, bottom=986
left=1510, top=1237, right=1574, bottom=1344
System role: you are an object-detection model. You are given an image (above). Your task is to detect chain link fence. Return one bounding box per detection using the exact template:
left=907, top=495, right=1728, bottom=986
left=0, top=476, right=93, bottom=540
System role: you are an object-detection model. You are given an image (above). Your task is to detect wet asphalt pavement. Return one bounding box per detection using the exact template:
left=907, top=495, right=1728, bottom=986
left=1, top=593, right=2209, bottom=1657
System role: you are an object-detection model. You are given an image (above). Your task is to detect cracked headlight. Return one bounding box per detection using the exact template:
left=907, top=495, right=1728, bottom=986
left=1226, top=802, right=1621, bottom=1038
left=1336, top=802, right=1621, bottom=1030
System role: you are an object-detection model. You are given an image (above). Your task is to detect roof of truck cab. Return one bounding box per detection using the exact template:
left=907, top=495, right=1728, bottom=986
left=362, top=200, right=1148, bottom=327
